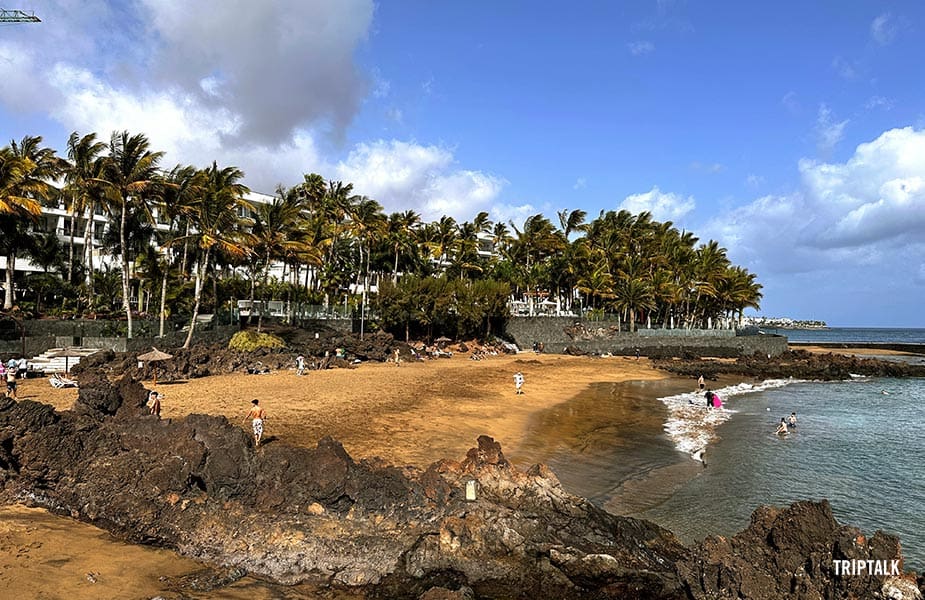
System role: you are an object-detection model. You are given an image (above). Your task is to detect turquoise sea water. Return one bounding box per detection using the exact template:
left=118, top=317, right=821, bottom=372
left=633, top=330, right=925, bottom=570
left=762, top=326, right=925, bottom=344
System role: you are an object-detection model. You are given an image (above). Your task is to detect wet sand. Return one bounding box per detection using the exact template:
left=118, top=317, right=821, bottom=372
left=3, top=353, right=673, bottom=598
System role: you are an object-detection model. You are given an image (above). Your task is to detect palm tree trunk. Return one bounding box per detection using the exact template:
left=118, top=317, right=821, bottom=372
left=68, top=207, right=76, bottom=284
left=84, top=220, right=95, bottom=306
left=158, top=268, right=168, bottom=337
left=4, top=252, right=15, bottom=310
left=183, top=247, right=210, bottom=349
left=247, top=264, right=257, bottom=326
left=120, top=201, right=134, bottom=339
left=180, top=221, right=190, bottom=278
left=257, top=249, right=271, bottom=334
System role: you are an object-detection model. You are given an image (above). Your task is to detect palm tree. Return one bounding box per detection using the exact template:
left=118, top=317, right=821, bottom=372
left=613, top=276, right=655, bottom=332
left=181, top=162, right=251, bottom=348
left=557, top=208, right=587, bottom=241
left=63, top=132, right=108, bottom=290
left=1, top=136, right=63, bottom=309
left=153, top=164, right=203, bottom=335
left=386, top=210, right=420, bottom=282
left=99, top=131, right=163, bottom=338
left=346, top=196, right=385, bottom=338
left=250, top=194, right=310, bottom=332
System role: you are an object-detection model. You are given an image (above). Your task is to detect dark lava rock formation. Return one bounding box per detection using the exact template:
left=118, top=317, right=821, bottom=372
left=71, top=329, right=400, bottom=381
left=654, top=349, right=925, bottom=382
left=0, top=374, right=921, bottom=599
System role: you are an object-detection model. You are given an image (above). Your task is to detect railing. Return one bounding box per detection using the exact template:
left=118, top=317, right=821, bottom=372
left=234, top=301, right=358, bottom=320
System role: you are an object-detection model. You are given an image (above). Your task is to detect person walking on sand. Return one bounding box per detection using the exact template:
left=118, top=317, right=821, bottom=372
left=17, top=357, right=27, bottom=379
left=513, top=371, right=525, bottom=395
left=5, top=367, right=16, bottom=399
left=394, top=347, right=401, bottom=367
left=296, top=353, right=305, bottom=376
left=698, top=375, right=705, bottom=391
left=244, top=399, right=267, bottom=447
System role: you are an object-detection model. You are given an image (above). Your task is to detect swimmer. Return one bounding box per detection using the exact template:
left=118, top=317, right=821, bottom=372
left=775, top=418, right=789, bottom=436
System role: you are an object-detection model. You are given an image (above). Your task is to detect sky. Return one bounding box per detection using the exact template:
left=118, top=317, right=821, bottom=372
left=1, top=1, right=924, bottom=327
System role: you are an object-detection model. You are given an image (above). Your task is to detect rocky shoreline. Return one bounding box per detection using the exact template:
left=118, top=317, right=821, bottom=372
left=1, top=355, right=924, bottom=598
left=653, top=348, right=925, bottom=381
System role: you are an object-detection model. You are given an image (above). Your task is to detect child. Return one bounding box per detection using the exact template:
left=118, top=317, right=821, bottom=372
left=513, top=371, right=525, bottom=395
left=244, top=399, right=268, bottom=447
left=147, top=390, right=162, bottom=416
left=296, top=354, right=305, bottom=376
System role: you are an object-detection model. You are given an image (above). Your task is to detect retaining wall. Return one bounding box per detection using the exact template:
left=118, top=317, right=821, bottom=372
left=505, top=317, right=788, bottom=357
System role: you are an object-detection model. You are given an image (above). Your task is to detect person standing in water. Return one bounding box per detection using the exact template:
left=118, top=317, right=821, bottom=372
left=788, top=412, right=797, bottom=428
left=776, top=418, right=789, bottom=436
left=244, top=399, right=267, bottom=447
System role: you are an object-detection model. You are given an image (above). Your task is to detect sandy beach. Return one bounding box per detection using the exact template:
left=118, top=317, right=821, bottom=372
left=2, top=352, right=669, bottom=598
left=27, top=352, right=666, bottom=467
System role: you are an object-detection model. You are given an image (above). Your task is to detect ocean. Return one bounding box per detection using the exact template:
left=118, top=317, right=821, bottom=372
left=517, top=328, right=925, bottom=572
left=641, top=328, right=925, bottom=571
left=640, top=377, right=925, bottom=571
left=762, top=326, right=925, bottom=344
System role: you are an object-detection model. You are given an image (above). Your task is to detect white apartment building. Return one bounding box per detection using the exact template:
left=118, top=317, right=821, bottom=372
left=1, top=189, right=278, bottom=301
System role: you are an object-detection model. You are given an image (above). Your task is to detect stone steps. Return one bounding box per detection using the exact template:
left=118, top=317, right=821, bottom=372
left=26, top=347, right=101, bottom=375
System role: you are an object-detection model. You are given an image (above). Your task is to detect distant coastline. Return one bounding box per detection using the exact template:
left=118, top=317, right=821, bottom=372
left=742, top=316, right=828, bottom=330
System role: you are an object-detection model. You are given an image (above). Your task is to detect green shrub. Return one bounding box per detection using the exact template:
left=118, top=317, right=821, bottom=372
left=228, top=330, right=286, bottom=352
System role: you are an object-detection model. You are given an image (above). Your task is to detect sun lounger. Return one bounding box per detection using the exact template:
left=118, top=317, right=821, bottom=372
left=49, top=373, right=78, bottom=389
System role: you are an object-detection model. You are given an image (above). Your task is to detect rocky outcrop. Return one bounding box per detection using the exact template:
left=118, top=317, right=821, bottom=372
left=678, top=501, right=921, bottom=599
left=0, top=375, right=920, bottom=599
left=71, top=329, right=400, bottom=380
left=654, top=349, right=925, bottom=381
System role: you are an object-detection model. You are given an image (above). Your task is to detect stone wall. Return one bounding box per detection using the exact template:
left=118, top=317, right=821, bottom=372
left=0, top=324, right=238, bottom=358
left=505, top=317, right=788, bottom=357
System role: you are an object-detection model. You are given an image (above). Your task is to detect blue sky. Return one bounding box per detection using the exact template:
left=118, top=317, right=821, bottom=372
left=1, top=1, right=924, bottom=326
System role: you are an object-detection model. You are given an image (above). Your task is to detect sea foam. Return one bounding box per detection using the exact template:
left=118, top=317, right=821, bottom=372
left=659, top=379, right=797, bottom=460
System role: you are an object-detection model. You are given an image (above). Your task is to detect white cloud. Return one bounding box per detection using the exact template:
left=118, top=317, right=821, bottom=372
left=619, top=186, right=695, bottom=222
left=497, top=204, right=542, bottom=230
left=0, top=0, right=510, bottom=213
left=832, top=56, right=858, bottom=81
left=815, top=104, right=849, bottom=156
left=385, top=107, right=404, bottom=124
left=0, top=0, right=373, bottom=150
left=333, top=140, right=506, bottom=221
left=871, top=12, right=897, bottom=45
left=865, top=96, right=894, bottom=111
left=781, top=91, right=800, bottom=114
left=745, top=174, right=765, bottom=187
left=690, top=161, right=725, bottom=174
left=705, top=127, right=925, bottom=279
left=573, top=177, right=587, bottom=190
left=628, top=41, right=655, bottom=56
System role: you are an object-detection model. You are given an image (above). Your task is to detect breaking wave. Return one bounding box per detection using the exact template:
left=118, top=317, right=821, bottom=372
left=659, top=379, right=798, bottom=460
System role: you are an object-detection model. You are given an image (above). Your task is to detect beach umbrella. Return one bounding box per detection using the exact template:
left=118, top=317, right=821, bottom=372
left=434, top=336, right=452, bottom=346
left=137, top=347, right=173, bottom=386
left=48, top=347, right=84, bottom=375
